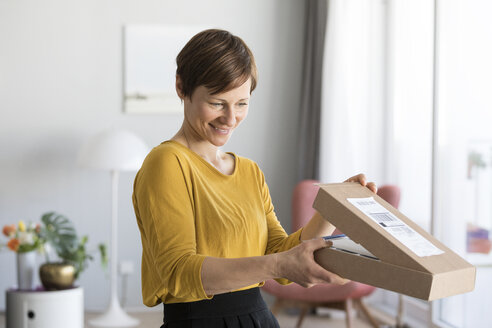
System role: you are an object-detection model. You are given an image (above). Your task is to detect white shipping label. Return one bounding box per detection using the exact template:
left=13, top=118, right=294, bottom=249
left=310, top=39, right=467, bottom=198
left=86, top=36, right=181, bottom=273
left=347, top=197, right=444, bottom=257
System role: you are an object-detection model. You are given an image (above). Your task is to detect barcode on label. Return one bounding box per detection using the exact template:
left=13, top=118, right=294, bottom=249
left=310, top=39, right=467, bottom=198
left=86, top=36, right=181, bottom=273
left=370, top=212, right=397, bottom=222
left=369, top=212, right=403, bottom=227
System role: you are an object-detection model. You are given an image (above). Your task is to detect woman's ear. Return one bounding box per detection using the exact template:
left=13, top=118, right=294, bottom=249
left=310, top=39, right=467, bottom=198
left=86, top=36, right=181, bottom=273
left=175, top=75, right=185, bottom=100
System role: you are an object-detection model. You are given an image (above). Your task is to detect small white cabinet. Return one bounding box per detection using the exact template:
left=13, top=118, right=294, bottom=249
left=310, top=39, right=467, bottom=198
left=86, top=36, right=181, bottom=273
left=6, top=287, right=83, bottom=328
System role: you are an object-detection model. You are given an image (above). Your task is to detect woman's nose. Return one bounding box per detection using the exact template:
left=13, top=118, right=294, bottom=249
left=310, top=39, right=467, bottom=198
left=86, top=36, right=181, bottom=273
left=220, top=108, right=236, bottom=126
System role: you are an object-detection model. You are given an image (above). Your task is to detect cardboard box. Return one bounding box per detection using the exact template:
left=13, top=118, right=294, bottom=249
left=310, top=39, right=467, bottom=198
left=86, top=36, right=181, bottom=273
left=313, top=183, right=476, bottom=301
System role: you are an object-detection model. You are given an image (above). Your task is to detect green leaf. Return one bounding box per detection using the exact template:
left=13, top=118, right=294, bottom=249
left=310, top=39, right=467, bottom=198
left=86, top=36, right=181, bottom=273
left=98, top=243, right=108, bottom=268
left=40, top=212, right=77, bottom=255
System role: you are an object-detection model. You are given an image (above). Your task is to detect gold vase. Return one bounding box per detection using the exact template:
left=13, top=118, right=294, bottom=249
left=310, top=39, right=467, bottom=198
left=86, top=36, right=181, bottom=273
left=39, top=262, right=76, bottom=290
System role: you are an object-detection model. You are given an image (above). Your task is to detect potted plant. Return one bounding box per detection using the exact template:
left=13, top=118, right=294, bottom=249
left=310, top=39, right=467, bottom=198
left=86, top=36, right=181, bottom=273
left=39, top=212, right=107, bottom=290
left=2, top=221, right=44, bottom=290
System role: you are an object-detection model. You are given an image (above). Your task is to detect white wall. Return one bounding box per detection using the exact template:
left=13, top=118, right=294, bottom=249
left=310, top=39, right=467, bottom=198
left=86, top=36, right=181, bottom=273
left=0, top=0, right=305, bottom=311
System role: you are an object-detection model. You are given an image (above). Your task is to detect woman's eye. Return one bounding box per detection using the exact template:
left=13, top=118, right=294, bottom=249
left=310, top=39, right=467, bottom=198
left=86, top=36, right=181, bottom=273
left=239, top=102, right=248, bottom=107
left=210, top=103, right=224, bottom=108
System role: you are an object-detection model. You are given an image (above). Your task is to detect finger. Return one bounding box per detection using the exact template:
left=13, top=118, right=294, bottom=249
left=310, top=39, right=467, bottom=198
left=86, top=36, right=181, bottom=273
left=310, top=263, right=346, bottom=284
left=304, top=238, right=332, bottom=252
left=367, top=182, right=377, bottom=193
left=330, top=277, right=350, bottom=285
left=344, top=174, right=356, bottom=182
left=346, top=173, right=366, bottom=185
left=357, top=173, right=367, bottom=186
left=302, top=238, right=332, bottom=251
left=330, top=274, right=350, bottom=285
left=324, top=271, right=348, bottom=285
left=345, top=173, right=365, bottom=184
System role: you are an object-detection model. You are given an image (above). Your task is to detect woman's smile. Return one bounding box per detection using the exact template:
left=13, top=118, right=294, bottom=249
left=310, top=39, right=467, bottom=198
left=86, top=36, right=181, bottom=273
left=209, top=123, right=231, bottom=135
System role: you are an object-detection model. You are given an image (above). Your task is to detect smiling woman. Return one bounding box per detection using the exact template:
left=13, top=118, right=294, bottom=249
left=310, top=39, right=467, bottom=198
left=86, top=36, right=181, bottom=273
left=132, top=29, right=373, bottom=328
left=176, top=80, right=251, bottom=161
left=173, top=29, right=256, bottom=171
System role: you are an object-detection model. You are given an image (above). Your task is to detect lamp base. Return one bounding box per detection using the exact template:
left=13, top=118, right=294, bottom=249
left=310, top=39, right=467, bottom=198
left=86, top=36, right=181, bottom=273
left=89, top=302, right=140, bottom=327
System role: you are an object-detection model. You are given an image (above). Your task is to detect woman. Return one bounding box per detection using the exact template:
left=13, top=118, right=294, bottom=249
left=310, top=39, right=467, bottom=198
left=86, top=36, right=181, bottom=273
left=133, top=29, right=377, bottom=327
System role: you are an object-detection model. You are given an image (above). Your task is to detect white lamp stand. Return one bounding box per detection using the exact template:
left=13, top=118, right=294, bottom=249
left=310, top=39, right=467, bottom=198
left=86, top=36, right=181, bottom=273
left=78, top=129, right=148, bottom=327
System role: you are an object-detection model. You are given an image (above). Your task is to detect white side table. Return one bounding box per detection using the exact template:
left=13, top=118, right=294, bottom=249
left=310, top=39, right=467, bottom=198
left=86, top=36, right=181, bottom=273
left=6, top=287, right=83, bottom=328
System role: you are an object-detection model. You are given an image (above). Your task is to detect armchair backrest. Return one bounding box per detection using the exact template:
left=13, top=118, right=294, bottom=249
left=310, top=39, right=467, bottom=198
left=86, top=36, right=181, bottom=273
left=292, top=180, right=320, bottom=231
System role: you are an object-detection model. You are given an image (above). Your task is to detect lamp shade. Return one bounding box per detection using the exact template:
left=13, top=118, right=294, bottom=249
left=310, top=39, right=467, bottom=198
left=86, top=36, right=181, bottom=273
left=78, top=129, right=149, bottom=171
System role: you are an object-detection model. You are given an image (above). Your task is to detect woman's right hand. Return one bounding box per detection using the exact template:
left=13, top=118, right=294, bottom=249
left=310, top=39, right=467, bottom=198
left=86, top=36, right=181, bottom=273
left=274, top=238, right=349, bottom=288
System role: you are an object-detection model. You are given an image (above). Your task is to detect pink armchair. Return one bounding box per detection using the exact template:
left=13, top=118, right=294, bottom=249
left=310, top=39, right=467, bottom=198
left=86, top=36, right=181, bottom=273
left=262, top=180, right=401, bottom=328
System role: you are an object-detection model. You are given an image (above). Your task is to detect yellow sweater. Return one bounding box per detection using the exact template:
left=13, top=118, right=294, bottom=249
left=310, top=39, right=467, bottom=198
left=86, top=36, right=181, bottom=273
left=132, top=140, right=303, bottom=306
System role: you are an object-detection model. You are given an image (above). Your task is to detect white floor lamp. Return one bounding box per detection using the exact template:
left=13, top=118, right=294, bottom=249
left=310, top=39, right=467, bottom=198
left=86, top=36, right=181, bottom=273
left=78, top=129, right=148, bottom=327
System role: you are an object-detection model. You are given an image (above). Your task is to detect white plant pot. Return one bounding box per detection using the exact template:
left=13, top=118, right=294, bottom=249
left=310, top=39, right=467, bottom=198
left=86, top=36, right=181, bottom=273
left=16, top=251, right=37, bottom=290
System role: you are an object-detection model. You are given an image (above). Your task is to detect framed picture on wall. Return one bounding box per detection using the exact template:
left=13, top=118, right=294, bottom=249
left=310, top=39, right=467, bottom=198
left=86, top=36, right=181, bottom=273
left=123, top=25, right=207, bottom=114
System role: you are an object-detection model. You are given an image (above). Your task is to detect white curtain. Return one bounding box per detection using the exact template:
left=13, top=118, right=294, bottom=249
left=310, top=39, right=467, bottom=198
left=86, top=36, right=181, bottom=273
left=319, top=0, right=435, bottom=230
left=319, top=0, right=386, bottom=184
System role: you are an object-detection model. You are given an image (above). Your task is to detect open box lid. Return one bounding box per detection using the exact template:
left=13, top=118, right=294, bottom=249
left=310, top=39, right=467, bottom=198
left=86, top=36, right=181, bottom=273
left=313, top=183, right=473, bottom=273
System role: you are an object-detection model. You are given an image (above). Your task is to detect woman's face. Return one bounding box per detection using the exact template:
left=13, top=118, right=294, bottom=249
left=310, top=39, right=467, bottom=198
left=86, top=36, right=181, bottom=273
left=182, top=79, right=251, bottom=147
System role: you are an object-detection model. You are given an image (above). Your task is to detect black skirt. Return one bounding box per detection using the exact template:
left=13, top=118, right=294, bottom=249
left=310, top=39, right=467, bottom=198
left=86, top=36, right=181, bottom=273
left=161, top=287, right=279, bottom=328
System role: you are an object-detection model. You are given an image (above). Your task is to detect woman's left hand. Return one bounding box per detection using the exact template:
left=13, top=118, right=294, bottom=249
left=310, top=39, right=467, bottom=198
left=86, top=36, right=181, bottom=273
left=344, top=173, right=377, bottom=193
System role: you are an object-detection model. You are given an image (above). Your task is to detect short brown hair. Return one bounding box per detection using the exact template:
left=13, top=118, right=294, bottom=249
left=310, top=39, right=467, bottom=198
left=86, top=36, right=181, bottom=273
left=176, top=29, right=257, bottom=98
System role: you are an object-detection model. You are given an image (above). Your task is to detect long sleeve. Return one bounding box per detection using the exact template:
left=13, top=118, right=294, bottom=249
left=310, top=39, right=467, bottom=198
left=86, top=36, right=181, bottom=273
left=133, top=149, right=211, bottom=305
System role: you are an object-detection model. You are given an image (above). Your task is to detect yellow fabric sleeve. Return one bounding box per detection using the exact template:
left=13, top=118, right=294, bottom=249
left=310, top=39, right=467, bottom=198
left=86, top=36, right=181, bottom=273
left=133, top=149, right=211, bottom=305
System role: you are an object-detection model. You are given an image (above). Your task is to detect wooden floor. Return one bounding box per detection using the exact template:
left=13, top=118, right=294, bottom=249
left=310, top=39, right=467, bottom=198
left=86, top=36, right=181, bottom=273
left=85, top=310, right=375, bottom=328
left=1, top=309, right=376, bottom=328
